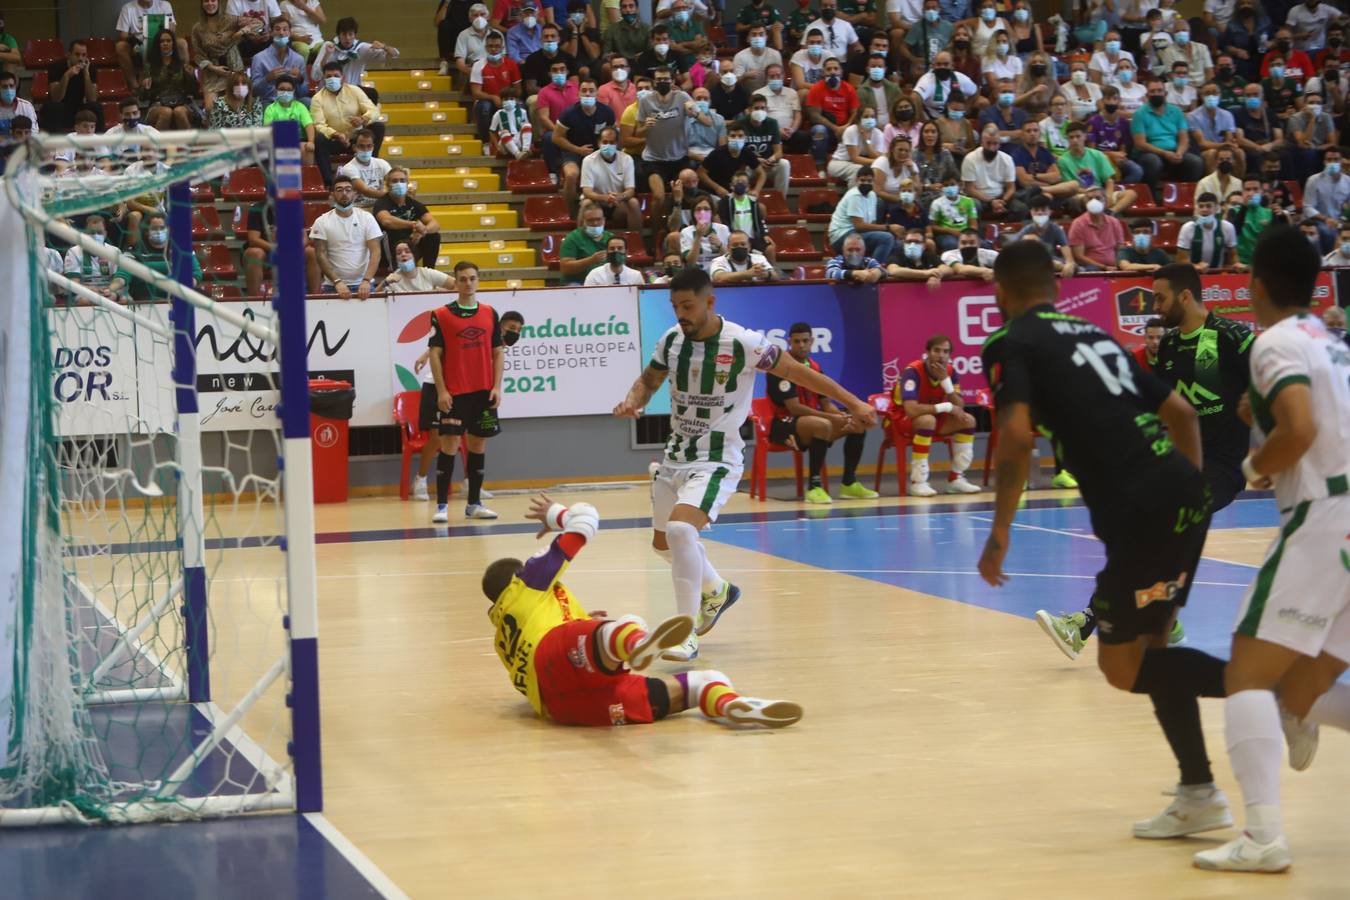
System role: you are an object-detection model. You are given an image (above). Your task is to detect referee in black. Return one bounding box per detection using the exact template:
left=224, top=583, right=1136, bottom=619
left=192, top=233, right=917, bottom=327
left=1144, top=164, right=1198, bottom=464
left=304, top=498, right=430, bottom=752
left=978, top=241, right=1234, bottom=842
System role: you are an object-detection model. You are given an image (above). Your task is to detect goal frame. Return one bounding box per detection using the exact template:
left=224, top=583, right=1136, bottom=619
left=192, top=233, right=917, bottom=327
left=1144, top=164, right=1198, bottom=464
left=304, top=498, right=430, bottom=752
left=0, top=121, right=322, bottom=823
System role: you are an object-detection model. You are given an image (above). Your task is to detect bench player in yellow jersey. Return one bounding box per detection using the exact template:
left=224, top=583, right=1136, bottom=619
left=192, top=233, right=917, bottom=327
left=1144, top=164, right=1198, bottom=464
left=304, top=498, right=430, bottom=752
left=482, top=493, right=804, bottom=728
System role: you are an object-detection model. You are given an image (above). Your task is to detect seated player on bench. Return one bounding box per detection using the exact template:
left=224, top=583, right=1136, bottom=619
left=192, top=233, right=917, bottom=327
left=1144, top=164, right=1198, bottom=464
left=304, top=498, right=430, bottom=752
left=482, top=493, right=803, bottom=728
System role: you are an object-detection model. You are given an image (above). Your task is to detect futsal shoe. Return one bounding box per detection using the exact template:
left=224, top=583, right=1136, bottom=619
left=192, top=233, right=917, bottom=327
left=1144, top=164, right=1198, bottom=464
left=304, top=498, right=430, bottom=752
left=697, top=582, right=741, bottom=636
left=1193, top=833, right=1291, bottom=873
left=1051, top=470, right=1079, bottom=489
left=432, top=504, right=449, bottom=523
left=464, top=504, right=499, bottom=519
left=909, top=480, right=937, bottom=497
left=839, top=481, right=879, bottom=500
left=804, top=486, right=832, bottom=504
left=723, top=697, right=804, bottom=729
left=661, top=631, right=699, bottom=662
left=1133, top=786, right=1232, bottom=839
left=412, top=475, right=429, bottom=501
left=946, top=475, right=981, bottom=494
left=1035, top=610, right=1087, bottom=661
left=1280, top=706, right=1319, bottom=772
left=626, top=615, right=694, bottom=672
left=1168, top=619, right=1187, bottom=646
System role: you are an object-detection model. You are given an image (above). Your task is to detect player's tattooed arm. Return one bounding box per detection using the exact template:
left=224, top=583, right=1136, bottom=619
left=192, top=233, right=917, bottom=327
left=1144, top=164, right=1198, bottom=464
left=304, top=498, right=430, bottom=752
left=613, top=364, right=668, bottom=417
left=979, top=400, right=1033, bottom=588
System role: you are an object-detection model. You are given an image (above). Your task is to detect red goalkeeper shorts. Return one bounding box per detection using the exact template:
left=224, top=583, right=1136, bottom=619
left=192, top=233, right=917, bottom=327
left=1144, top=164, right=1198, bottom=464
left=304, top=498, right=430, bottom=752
left=535, top=619, right=655, bottom=727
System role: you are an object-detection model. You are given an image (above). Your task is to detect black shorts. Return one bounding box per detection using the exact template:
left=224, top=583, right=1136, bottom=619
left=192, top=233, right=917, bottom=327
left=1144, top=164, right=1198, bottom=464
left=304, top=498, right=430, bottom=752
left=417, top=382, right=438, bottom=433
left=1089, top=462, right=1213, bottom=645
left=641, top=157, right=690, bottom=187
left=433, top=389, right=502, bottom=438
left=1205, top=458, right=1247, bottom=514
left=768, top=416, right=801, bottom=448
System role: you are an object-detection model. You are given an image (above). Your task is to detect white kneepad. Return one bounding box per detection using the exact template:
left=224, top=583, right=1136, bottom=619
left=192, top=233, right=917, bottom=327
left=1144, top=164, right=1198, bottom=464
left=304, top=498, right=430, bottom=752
left=561, top=502, right=599, bottom=540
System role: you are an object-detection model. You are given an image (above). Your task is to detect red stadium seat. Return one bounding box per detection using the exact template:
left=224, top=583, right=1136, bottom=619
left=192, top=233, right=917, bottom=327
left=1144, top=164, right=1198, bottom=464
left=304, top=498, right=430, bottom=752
left=85, top=38, right=118, bottom=68
left=101, top=100, right=123, bottom=129
left=868, top=392, right=952, bottom=496
left=191, top=180, right=216, bottom=203
left=636, top=192, right=657, bottom=225
left=796, top=188, right=838, bottom=223
left=192, top=206, right=222, bottom=239
left=1129, top=183, right=1164, bottom=216
left=206, top=284, right=242, bottom=300
left=1153, top=218, right=1182, bottom=250
left=758, top=189, right=795, bottom=224
left=1160, top=181, right=1195, bottom=213
left=506, top=158, right=554, bottom=193
left=1282, top=179, right=1302, bottom=209
left=303, top=201, right=328, bottom=230
left=748, top=397, right=825, bottom=501
left=199, top=244, right=238, bottom=281
left=620, top=231, right=653, bottom=267
left=95, top=69, right=132, bottom=101
left=767, top=226, right=821, bottom=262
left=523, top=194, right=573, bottom=231
left=984, top=221, right=1023, bottom=246
left=539, top=232, right=561, bottom=269
left=29, top=71, right=49, bottom=104
left=786, top=155, right=826, bottom=187
left=793, top=264, right=827, bottom=279
left=393, top=390, right=430, bottom=501
left=300, top=165, right=328, bottom=199
left=222, top=167, right=266, bottom=201
left=22, top=38, right=64, bottom=70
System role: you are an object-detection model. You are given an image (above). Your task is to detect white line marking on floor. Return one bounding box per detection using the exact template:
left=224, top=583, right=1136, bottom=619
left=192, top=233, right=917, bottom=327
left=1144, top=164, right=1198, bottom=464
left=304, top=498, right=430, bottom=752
left=303, top=813, right=411, bottom=900
left=968, top=515, right=1261, bottom=568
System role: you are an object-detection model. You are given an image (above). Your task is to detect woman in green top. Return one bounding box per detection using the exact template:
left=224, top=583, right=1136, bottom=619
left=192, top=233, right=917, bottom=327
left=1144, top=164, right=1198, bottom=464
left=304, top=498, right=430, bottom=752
left=209, top=71, right=264, bottom=128
left=143, top=29, right=199, bottom=130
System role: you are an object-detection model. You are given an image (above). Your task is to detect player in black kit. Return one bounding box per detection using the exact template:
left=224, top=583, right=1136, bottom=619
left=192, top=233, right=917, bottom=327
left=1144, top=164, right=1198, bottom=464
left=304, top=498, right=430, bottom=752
left=1037, top=263, right=1254, bottom=656
left=978, top=242, right=1235, bottom=841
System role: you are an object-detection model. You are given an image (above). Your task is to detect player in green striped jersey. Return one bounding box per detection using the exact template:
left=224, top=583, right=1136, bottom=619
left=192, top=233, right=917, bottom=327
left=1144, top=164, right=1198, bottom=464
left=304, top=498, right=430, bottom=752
left=614, top=268, right=878, bottom=660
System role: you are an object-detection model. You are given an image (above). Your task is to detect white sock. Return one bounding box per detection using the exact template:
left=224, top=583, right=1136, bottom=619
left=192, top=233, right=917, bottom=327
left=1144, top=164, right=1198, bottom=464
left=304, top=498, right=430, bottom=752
left=1306, top=681, right=1350, bottom=731
left=697, top=541, right=724, bottom=596
left=665, top=521, right=702, bottom=620
left=1226, top=689, right=1284, bottom=843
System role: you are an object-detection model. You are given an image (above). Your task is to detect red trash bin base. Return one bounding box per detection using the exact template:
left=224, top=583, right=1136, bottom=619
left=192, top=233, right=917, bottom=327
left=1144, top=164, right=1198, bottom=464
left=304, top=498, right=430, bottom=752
left=309, top=379, right=351, bottom=504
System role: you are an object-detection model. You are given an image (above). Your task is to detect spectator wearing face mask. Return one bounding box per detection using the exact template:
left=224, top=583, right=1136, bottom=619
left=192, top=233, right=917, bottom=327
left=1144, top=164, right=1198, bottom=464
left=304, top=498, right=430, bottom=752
left=63, top=215, right=121, bottom=299
left=1260, top=26, right=1313, bottom=83
left=1303, top=149, right=1350, bottom=252
left=1160, top=23, right=1213, bottom=84
left=683, top=86, right=725, bottom=162
left=311, top=61, right=381, bottom=184
left=887, top=226, right=949, bottom=286
left=380, top=240, right=455, bottom=292
left=699, top=124, right=764, bottom=196
left=580, top=126, right=642, bottom=230
left=979, top=76, right=1027, bottom=141
left=1260, top=54, right=1304, bottom=119
left=1174, top=192, right=1237, bottom=270
left=1220, top=2, right=1270, bottom=83
left=584, top=234, right=647, bottom=284
left=560, top=1, right=602, bottom=79
left=635, top=26, right=686, bottom=83
left=754, top=65, right=805, bottom=156
left=596, top=55, right=636, bottom=118
left=560, top=200, right=615, bottom=284
left=679, top=195, right=730, bottom=272
left=261, top=75, right=316, bottom=165
left=209, top=71, right=264, bottom=127
left=914, top=51, right=978, bottom=120
left=940, top=227, right=998, bottom=280
left=1109, top=61, right=1147, bottom=113
left=1188, top=84, right=1239, bottom=174
left=791, top=30, right=829, bottom=105
left=112, top=212, right=202, bottom=303
left=1284, top=90, right=1338, bottom=181
left=0, top=71, right=38, bottom=139
left=603, top=0, right=649, bottom=62
left=1233, top=85, right=1285, bottom=176
left=1118, top=219, right=1173, bottom=272
left=1089, top=31, right=1136, bottom=86
left=928, top=176, right=977, bottom=252
left=807, top=0, right=864, bottom=61
left=1225, top=176, right=1273, bottom=267
left=1131, top=75, right=1204, bottom=189
left=709, top=229, right=775, bottom=282
left=1085, top=86, right=1143, bottom=184
left=488, top=86, right=532, bottom=158
left=902, top=1, right=954, bottom=80
left=936, top=95, right=975, bottom=154
left=962, top=124, right=1020, bottom=218
left=311, top=16, right=399, bottom=85
left=732, top=24, right=780, bottom=93
left=1284, top=0, right=1337, bottom=55
left=715, top=168, right=777, bottom=265
left=828, top=167, right=896, bottom=262
left=968, top=1, right=1010, bottom=59
left=1195, top=146, right=1245, bottom=211
left=1060, top=61, right=1103, bottom=121
left=828, top=105, right=886, bottom=183
left=305, top=175, right=383, bottom=298
left=279, top=1, right=323, bottom=56
left=552, top=78, right=617, bottom=209
left=455, top=5, right=501, bottom=83
left=249, top=15, right=308, bottom=105
left=1314, top=26, right=1350, bottom=71
left=662, top=0, right=706, bottom=69
left=708, top=67, right=749, bottom=122
left=1068, top=187, right=1129, bottom=271
left=1323, top=226, right=1350, bottom=267
left=338, top=128, right=391, bottom=208
left=737, top=0, right=784, bottom=52
left=1015, top=194, right=1076, bottom=276
left=505, top=1, right=543, bottom=62
left=826, top=231, right=886, bottom=283
left=469, top=31, right=521, bottom=143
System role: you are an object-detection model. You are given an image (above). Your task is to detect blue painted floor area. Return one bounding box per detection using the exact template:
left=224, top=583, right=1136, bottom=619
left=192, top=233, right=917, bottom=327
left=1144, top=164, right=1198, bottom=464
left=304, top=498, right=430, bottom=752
left=0, top=814, right=382, bottom=900
left=707, top=497, right=1280, bottom=660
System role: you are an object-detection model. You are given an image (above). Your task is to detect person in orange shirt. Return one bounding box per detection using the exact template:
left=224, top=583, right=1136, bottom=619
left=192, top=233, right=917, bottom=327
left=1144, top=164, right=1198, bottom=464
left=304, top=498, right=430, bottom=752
left=484, top=494, right=803, bottom=728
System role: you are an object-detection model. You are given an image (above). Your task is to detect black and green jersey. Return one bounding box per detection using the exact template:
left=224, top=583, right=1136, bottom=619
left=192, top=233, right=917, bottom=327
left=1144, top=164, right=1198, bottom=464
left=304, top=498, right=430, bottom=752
left=1156, top=312, right=1253, bottom=469
left=981, top=304, right=1179, bottom=510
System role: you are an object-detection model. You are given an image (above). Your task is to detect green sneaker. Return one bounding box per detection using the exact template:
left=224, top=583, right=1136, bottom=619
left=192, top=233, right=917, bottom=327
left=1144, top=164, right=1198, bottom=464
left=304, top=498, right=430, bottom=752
left=1169, top=618, right=1186, bottom=646
left=1034, top=609, right=1087, bottom=661
left=804, top=486, right=832, bottom=504
left=838, top=481, right=879, bottom=500
left=1051, top=470, right=1079, bottom=490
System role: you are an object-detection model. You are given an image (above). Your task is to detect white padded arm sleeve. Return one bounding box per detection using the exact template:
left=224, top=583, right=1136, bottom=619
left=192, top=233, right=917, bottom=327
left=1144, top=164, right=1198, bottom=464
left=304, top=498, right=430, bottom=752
left=561, top=502, right=599, bottom=540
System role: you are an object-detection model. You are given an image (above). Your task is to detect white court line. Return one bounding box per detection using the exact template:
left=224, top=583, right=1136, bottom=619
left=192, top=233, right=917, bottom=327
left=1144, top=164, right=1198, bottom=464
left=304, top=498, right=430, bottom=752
left=967, top=515, right=1261, bottom=569
left=303, top=812, right=411, bottom=900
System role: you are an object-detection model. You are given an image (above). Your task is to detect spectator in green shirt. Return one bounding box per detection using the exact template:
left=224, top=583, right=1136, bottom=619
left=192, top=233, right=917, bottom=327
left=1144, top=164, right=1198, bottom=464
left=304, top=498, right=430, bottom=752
left=1059, top=120, right=1137, bottom=215
left=737, top=0, right=784, bottom=51
left=603, top=0, right=649, bottom=62
left=928, top=176, right=979, bottom=253
left=1226, top=175, right=1274, bottom=267
left=262, top=76, right=317, bottom=164
left=559, top=201, right=614, bottom=284
left=111, top=213, right=203, bottom=303
left=786, top=2, right=817, bottom=47
left=0, top=18, right=20, bottom=69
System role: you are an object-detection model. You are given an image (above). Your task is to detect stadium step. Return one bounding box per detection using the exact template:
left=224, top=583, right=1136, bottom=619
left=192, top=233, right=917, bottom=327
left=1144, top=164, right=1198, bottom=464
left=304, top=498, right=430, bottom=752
left=480, top=278, right=548, bottom=290
left=361, top=70, right=453, bottom=94
left=425, top=204, right=518, bottom=229
left=380, top=102, right=468, bottom=126
left=384, top=135, right=483, bottom=160
left=410, top=172, right=500, bottom=193
left=436, top=241, right=534, bottom=270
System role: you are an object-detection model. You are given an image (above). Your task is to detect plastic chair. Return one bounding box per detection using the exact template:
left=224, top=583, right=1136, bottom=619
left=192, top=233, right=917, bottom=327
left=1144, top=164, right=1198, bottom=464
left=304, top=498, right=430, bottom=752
left=22, top=38, right=64, bottom=69
left=621, top=231, right=653, bottom=267
left=768, top=226, right=821, bottom=262
left=1130, top=183, right=1164, bottom=216
left=757, top=189, right=795, bottom=224
left=222, top=167, right=266, bottom=201
left=506, top=158, right=554, bottom=193
left=793, top=264, right=827, bottom=279
left=393, top=390, right=430, bottom=501
left=1160, top=181, right=1196, bottom=213
left=869, top=392, right=953, bottom=496
left=786, top=154, right=827, bottom=187
left=199, top=244, right=238, bottom=281
left=29, top=71, right=49, bottom=104
left=539, top=232, right=561, bottom=269
left=95, top=68, right=132, bottom=101
left=748, top=397, right=828, bottom=501
left=191, top=181, right=217, bottom=203
left=796, top=188, right=840, bottom=223
left=1153, top=218, right=1182, bottom=251
left=85, top=37, right=118, bottom=68
left=192, top=206, right=222, bottom=239
left=300, top=165, right=329, bottom=199
left=303, top=201, right=328, bottom=230
left=523, top=194, right=574, bottom=231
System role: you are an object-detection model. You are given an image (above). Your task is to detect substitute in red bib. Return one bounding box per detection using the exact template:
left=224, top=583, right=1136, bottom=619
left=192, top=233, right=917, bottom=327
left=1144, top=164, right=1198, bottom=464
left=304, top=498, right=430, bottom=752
left=428, top=260, right=505, bottom=522
left=890, top=334, right=981, bottom=496
left=1132, top=316, right=1166, bottom=373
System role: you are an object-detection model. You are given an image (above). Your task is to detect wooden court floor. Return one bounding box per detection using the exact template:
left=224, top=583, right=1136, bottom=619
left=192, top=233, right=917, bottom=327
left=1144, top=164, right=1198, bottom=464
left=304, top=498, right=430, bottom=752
left=265, top=487, right=1347, bottom=897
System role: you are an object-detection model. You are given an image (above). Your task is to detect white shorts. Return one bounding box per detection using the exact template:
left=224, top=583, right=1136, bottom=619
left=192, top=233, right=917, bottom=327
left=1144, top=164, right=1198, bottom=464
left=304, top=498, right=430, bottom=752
left=1232, top=495, right=1350, bottom=661
left=650, top=461, right=742, bottom=531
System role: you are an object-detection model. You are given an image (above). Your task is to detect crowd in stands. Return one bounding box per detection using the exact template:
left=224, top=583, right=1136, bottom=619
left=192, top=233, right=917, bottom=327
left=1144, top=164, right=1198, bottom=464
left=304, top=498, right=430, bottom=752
left=4, top=0, right=1350, bottom=302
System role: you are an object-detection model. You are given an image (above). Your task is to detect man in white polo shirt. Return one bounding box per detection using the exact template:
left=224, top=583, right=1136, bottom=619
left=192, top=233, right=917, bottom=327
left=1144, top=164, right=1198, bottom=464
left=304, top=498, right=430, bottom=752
left=305, top=174, right=383, bottom=298
left=579, top=126, right=643, bottom=231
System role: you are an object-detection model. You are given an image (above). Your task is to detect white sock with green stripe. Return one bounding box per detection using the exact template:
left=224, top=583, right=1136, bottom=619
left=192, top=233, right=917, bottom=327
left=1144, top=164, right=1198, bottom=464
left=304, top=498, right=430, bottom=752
left=1307, top=683, right=1350, bottom=731
left=666, top=521, right=702, bottom=620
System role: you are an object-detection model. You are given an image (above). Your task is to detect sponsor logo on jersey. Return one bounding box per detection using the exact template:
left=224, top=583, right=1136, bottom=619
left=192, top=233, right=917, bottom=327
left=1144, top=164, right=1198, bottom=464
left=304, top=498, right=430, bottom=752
left=459, top=325, right=487, bottom=341
left=1135, top=572, right=1188, bottom=608
left=1175, top=380, right=1221, bottom=406
left=608, top=703, right=628, bottom=726
left=716, top=353, right=734, bottom=365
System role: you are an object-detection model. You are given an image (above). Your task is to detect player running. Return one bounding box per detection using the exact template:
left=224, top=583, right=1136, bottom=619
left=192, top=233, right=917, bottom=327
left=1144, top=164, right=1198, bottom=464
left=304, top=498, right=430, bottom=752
left=1034, top=263, right=1254, bottom=659
left=614, top=268, right=878, bottom=661
left=978, top=241, right=1234, bottom=842
left=891, top=334, right=982, bottom=497
left=767, top=321, right=880, bottom=504
left=483, top=493, right=803, bottom=729
left=1193, top=227, right=1350, bottom=873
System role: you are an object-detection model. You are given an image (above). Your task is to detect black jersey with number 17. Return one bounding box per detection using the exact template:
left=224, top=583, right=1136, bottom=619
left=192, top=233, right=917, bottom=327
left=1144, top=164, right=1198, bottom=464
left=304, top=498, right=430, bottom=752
left=981, top=304, right=1185, bottom=509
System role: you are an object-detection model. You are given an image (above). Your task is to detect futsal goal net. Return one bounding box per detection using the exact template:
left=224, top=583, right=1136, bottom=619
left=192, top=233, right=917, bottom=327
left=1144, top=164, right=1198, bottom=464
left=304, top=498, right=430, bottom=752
left=0, top=122, right=321, bottom=825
